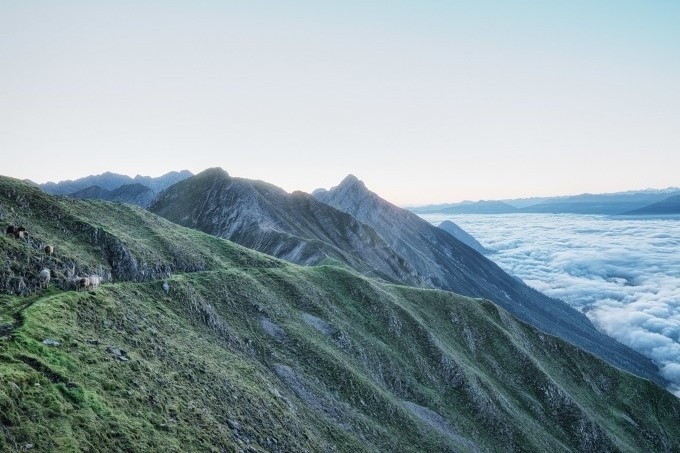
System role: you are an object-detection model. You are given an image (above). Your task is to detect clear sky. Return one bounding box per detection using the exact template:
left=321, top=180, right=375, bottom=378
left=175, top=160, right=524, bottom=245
left=1, top=1, right=678, bottom=205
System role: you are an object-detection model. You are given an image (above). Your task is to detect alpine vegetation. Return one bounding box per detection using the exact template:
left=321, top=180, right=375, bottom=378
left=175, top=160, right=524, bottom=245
left=1, top=174, right=679, bottom=451
left=150, top=169, right=662, bottom=386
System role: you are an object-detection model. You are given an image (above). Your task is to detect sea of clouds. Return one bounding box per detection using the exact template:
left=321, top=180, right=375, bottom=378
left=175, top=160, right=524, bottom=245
left=420, top=213, right=680, bottom=395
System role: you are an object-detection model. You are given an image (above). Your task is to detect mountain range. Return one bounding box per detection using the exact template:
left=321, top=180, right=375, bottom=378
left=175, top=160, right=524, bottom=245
left=412, top=188, right=680, bottom=215
left=149, top=168, right=424, bottom=285
left=313, top=175, right=661, bottom=383
left=1, top=174, right=679, bottom=451
left=37, top=170, right=193, bottom=208
left=146, top=170, right=661, bottom=388
left=622, top=194, right=680, bottom=216
left=415, top=200, right=519, bottom=215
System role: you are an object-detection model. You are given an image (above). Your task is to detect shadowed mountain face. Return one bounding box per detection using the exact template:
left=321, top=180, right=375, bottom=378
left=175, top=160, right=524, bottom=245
left=313, top=175, right=664, bottom=385
left=149, top=168, right=425, bottom=285
left=68, top=183, right=156, bottom=207
left=1, top=174, right=680, bottom=452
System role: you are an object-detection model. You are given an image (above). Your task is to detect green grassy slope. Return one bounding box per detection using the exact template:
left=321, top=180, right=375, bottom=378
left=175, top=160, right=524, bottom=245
left=0, top=176, right=281, bottom=295
left=1, top=176, right=679, bottom=452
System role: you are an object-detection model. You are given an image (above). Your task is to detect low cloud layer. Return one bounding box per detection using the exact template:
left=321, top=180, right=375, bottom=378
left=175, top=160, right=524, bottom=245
left=422, top=213, right=680, bottom=395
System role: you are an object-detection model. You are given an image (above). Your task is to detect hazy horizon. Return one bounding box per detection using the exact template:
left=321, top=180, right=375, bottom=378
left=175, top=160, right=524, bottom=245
left=2, top=1, right=679, bottom=205
left=13, top=167, right=680, bottom=208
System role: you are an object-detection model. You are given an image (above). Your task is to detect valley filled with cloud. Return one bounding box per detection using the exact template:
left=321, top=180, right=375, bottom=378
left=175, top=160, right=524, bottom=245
left=421, top=213, right=680, bottom=395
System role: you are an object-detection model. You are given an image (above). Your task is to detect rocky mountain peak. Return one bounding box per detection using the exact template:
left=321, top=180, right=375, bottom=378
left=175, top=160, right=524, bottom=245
left=337, top=174, right=366, bottom=190
left=197, top=167, right=230, bottom=180
left=191, top=167, right=231, bottom=184
left=313, top=174, right=389, bottom=218
left=325, top=174, right=373, bottom=206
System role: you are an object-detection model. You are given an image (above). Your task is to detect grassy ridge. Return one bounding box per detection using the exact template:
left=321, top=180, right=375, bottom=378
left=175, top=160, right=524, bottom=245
left=3, top=266, right=679, bottom=451
left=1, top=175, right=680, bottom=451
left=0, top=176, right=282, bottom=295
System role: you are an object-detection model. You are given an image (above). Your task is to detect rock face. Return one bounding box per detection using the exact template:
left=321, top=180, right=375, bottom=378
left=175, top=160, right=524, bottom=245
left=437, top=220, right=490, bottom=255
left=149, top=168, right=424, bottom=285
left=313, top=175, right=664, bottom=385
left=520, top=190, right=680, bottom=215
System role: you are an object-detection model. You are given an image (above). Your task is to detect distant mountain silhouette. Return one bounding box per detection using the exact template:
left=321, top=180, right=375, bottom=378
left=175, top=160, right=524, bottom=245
left=40, top=170, right=193, bottom=196
left=622, top=194, right=680, bottom=215
left=411, top=188, right=680, bottom=215
left=412, top=200, right=518, bottom=214
left=519, top=191, right=680, bottom=215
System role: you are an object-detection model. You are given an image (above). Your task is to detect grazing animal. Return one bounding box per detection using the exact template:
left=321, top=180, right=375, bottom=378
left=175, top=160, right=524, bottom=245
left=15, top=227, right=26, bottom=239
left=39, top=269, right=51, bottom=288
left=44, top=245, right=54, bottom=256
left=5, top=226, right=26, bottom=239
left=76, top=277, right=91, bottom=291
left=162, top=281, right=169, bottom=295
left=89, top=275, right=101, bottom=289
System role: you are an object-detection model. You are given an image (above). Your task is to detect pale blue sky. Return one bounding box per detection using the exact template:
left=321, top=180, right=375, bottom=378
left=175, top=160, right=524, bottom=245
left=1, top=1, right=678, bottom=204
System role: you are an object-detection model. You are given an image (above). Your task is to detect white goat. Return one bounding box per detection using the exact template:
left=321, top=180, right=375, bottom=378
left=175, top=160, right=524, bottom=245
left=39, top=269, right=50, bottom=288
